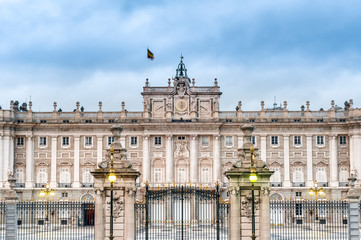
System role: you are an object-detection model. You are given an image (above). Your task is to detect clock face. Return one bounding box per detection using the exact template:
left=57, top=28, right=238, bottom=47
left=176, top=99, right=188, bottom=111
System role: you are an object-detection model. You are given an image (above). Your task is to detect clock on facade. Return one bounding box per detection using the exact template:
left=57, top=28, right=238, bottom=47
left=175, top=99, right=188, bottom=111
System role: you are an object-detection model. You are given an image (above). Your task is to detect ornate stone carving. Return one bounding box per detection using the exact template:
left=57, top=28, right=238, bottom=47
left=174, top=140, right=189, bottom=158
left=107, top=193, right=124, bottom=219
left=126, top=187, right=136, bottom=197
left=241, top=192, right=259, bottom=218
left=261, top=187, right=270, bottom=196
left=229, top=186, right=240, bottom=196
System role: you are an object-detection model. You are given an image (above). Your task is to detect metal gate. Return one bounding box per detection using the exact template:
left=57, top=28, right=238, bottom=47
left=135, top=184, right=229, bottom=240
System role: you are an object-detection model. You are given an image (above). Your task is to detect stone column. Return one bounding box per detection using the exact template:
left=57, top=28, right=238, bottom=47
left=73, top=136, right=80, bottom=188
left=50, top=136, right=57, bottom=188
left=228, top=186, right=241, bottom=240
left=353, top=135, right=361, bottom=181
left=349, top=134, right=354, bottom=172
left=190, top=135, right=198, bottom=183
left=213, top=135, right=221, bottom=182
left=97, top=136, right=103, bottom=165
left=348, top=195, right=360, bottom=240
left=142, top=135, right=150, bottom=182
left=329, top=134, right=338, bottom=187
left=283, top=135, right=291, bottom=188
left=9, top=135, right=14, bottom=177
left=260, top=135, right=267, bottom=163
left=25, top=135, right=34, bottom=188
left=0, top=134, right=3, bottom=188
left=165, top=135, right=174, bottom=183
left=3, top=135, right=11, bottom=188
left=5, top=178, right=18, bottom=240
left=306, top=135, right=313, bottom=187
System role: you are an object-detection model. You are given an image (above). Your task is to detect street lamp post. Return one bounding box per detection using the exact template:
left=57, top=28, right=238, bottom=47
left=108, top=147, right=117, bottom=240
left=249, top=146, right=258, bottom=240
left=39, top=183, right=55, bottom=222
left=308, top=181, right=324, bottom=220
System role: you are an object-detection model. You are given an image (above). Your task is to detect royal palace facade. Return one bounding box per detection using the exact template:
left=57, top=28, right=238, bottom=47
left=1, top=58, right=361, bottom=201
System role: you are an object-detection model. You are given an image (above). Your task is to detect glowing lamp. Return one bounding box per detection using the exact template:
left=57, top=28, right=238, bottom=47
left=249, top=173, right=258, bottom=183
left=309, top=190, right=314, bottom=196
left=40, top=191, right=46, bottom=197
left=50, top=191, right=55, bottom=196
left=108, top=173, right=116, bottom=183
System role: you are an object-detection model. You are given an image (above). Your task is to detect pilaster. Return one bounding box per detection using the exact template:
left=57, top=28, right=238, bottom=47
left=73, top=136, right=80, bottom=188
left=142, top=135, right=150, bottom=183
left=50, top=136, right=57, bottom=188
left=190, top=135, right=198, bottom=183
left=260, top=135, right=267, bottom=163
left=283, top=135, right=291, bottom=188
left=0, top=134, right=3, bottom=187
left=165, top=135, right=174, bottom=183
left=213, top=135, right=221, bottom=182
left=97, top=137, right=103, bottom=165
left=25, top=135, right=34, bottom=188
left=329, top=134, right=338, bottom=187
left=306, top=135, right=313, bottom=187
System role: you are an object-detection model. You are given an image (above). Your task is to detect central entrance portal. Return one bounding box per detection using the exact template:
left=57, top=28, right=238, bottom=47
left=135, top=184, right=229, bottom=240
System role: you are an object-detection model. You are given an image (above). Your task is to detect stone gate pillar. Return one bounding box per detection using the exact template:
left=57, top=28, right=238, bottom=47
left=91, top=126, right=140, bottom=240
left=225, top=125, right=273, bottom=240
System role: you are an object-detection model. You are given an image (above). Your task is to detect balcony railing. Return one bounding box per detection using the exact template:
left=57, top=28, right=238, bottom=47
left=82, top=183, right=94, bottom=188
left=271, top=182, right=282, bottom=187
left=339, top=182, right=349, bottom=187
left=292, top=182, right=305, bottom=187
left=58, top=183, right=72, bottom=188
left=15, top=183, right=25, bottom=188
left=35, top=183, right=46, bottom=188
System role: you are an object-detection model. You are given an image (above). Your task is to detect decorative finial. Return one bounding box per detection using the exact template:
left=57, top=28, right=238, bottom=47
left=214, top=78, right=218, bottom=86
left=306, top=101, right=310, bottom=111
left=76, top=102, right=80, bottom=111
left=349, top=99, right=353, bottom=108
left=121, top=101, right=125, bottom=111
left=145, top=78, right=149, bottom=87
left=283, top=101, right=287, bottom=110
left=98, top=101, right=102, bottom=111
left=29, top=101, right=32, bottom=111
left=176, top=55, right=188, bottom=78
left=168, top=78, right=171, bottom=87
left=331, top=100, right=335, bottom=109
left=192, top=78, right=195, bottom=87
left=261, top=101, right=265, bottom=110
left=53, top=102, right=57, bottom=112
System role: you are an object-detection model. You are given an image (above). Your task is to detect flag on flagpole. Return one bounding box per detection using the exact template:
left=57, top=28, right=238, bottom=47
left=147, top=48, right=154, bottom=60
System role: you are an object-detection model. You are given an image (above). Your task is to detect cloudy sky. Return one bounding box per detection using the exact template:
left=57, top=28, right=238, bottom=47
left=1, top=0, right=361, bottom=112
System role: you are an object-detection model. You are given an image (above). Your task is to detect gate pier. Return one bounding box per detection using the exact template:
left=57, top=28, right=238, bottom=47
left=91, top=134, right=140, bottom=240
left=225, top=125, right=273, bottom=240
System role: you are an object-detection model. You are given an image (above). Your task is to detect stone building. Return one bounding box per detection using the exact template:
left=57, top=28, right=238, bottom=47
left=1, top=57, right=361, bottom=201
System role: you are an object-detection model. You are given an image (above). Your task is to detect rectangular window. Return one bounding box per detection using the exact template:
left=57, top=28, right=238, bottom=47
left=154, top=168, right=163, bottom=183
left=62, top=137, right=69, bottom=146
left=17, top=120, right=24, bottom=123
left=37, top=168, right=48, bottom=184
left=63, top=120, right=69, bottom=123
left=294, top=136, right=301, bottom=145
left=295, top=203, right=303, bottom=216
left=339, top=136, right=347, bottom=145
left=270, top=168, right=281, bottom=183
left=271, top=119, right=278, bottom=123
left=39, top=137, right=47, bottom=146
left=130, top=137, right=138, bottom=146
left=40, top=120, right=47, bottom=123
left=201, top=168, right=210, bottom=183
left=293, top=167, right=304, bottom=182
left=271, top=136, right=278, bottom=145
left=154, top=137, right=162, bottom=146
left=17, top=137, right=24, bottom=146
left=60, top=169, right=71, bottom=184
left=83, top=169, right=93, bottom=184
left=108, top=137, right=114, bottom=146
left=85, top=137, right=92, bottom=146
left=317, top=119, right=323, bottom=122
left=295, top=192, right=302, bottom=197
left=177, top=168, right=186, bottom=183
left=201, top=136, right=209, bottom=146
left=85, top=120, right=92, bottom=123
left=225, top=136, right=233, bottom=147
left=250, top=136, right=256, bottom=145
left=317, top=136, right=324, bottom=145
left=294, top=119, right=301, bottom=123
left=178, top=136, right=185, bottom=140
left=108, top=119, right=115, bottom=123
left=249, top=119, right=255, bottom=123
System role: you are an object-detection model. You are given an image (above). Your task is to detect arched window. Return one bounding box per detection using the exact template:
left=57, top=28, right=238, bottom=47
left=315, top=167, right=327, bottom=183
left=16, top=168, right=25, bottom=183
left=293, top=167, right=304, bottom=183
left=339, top=167, right=349, bottom=183
left=37, top=168, right=48, bottom=184
left=152, top=159, right=165, bottom=183
left=60, top=168, right=71, bottom=184
left=270, top=167, right=281, bottom=183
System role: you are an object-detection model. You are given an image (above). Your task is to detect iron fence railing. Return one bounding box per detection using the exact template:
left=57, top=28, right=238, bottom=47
left=135, top=185, right=229, bottom=240
left=17, top=201, right=94, bottom=240
left=0, top=201, right=5, bottom=240
left=270, top=200, right=348, bottom=240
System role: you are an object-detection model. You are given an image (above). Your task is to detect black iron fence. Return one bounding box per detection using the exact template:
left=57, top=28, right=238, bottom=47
left=270, top=200, right=348, bottom=240
left=135, top=184, right=229, bottom=240
left=0, top=201, right=5, bottom=240
left=17, top=201, right=94, bottom=240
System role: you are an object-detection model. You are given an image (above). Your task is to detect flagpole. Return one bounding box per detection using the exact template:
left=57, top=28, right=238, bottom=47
left=146, top=46, right=148, bottom=79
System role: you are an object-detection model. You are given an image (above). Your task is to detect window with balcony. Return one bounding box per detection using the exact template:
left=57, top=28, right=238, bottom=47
left=339, top=167, right=349, bottom=183
left=39, top=137, right=47, bottom=146
left=271, top=136, right=279, bottom=146
left=60, top=169, right=71, bottom=187
left=62, top=137, right=69, bottom=146
left=37, top=168, right=48, bottom=185
left=316, top=167, right=327, bottom=183
left=154, top=168, right=163, bottom=183
left=316, top=136, right=324, bottom=146
left=131, top=137, right=138, bottom=146
left=293, top=167, right=304, bottom=183
left=225, top=136, right=233, bottom=147
left=85, top=137, right=92, bottom=146
left=82, top=169, right=93, bottom=187
left=154, top=136, right=162, bottom=146
left=201, top=167, right=210, bottom=183
left=294, top=136, right=301, bottom=146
